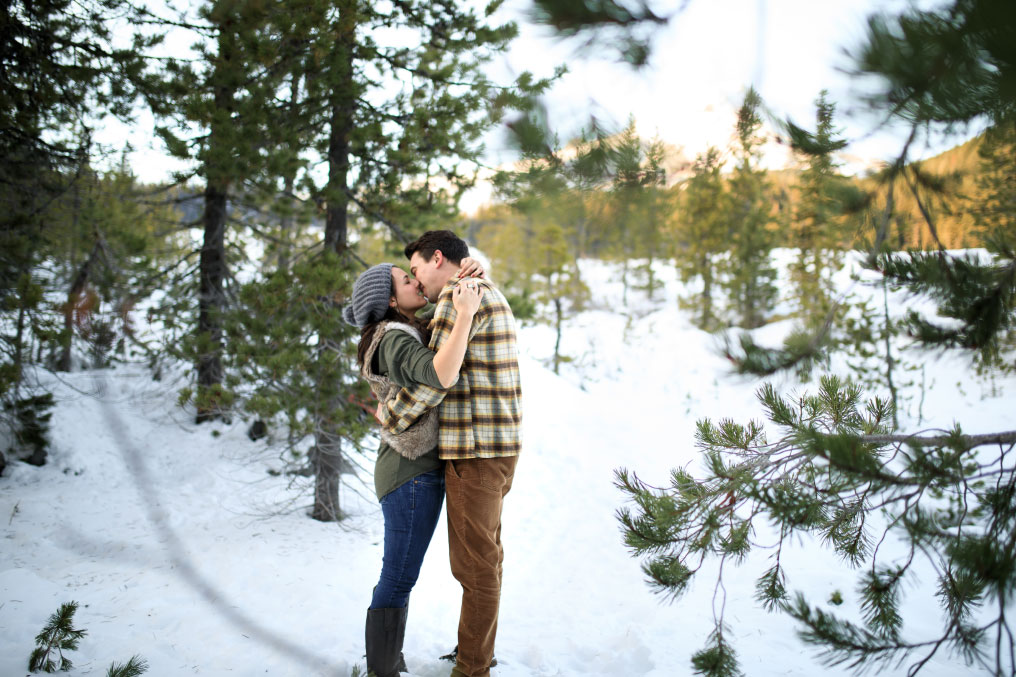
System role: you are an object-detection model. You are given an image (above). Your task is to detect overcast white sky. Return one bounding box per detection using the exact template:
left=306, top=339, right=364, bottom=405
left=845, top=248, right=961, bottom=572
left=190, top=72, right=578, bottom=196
left=102, top=0, right=979, bottom=212
left=452, top=0, right=978, bottom=211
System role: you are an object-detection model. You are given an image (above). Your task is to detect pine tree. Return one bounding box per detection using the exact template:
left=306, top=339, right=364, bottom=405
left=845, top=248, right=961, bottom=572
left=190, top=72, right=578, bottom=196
left=674, top=147, right=729, bottom=331
left=634, top=136, right=670, bottom=300
left=3, top=392, right=54, bottom=467
left=154, top=0, right=300, bottom=424
left=721, top=88, right=778, bottom=329
left=789, top=91, right=852, bottom=325
left=490, top=131, right=590, bottom=373
left=607, top=118, right=667, bottom=304
left=219, top=252, right=370, bottom=520
left=1, top=0, right=159, bottom=465
left=28, top=601, right=86, bottom=673
left=300, top=0, right=541, bottom=520
left=172, top=0, right=543, bottom=519
left=974, top=120, right=1016, bottom=245
left=47, top=167, right=184, bottom=372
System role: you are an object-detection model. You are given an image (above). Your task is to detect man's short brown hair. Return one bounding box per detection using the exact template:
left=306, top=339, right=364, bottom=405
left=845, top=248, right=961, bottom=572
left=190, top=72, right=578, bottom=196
left=404, top=230, right=469, bottom=265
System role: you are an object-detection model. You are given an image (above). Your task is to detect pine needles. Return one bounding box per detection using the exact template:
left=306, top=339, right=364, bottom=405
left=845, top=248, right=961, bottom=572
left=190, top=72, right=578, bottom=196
left=617, top=376, right=1016, bottom=676
left=27, top=601, right=149, bottom=675
left=28, top=602, right=86, bottom=673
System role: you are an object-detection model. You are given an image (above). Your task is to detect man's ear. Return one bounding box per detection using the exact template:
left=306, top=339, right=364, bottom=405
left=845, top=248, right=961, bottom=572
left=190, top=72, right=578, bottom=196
left=432, top=249, right=445, bottom=268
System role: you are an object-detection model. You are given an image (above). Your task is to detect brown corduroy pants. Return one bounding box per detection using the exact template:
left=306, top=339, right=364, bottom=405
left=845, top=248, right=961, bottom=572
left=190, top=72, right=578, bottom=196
left=445, top=455, right=518, bottom=677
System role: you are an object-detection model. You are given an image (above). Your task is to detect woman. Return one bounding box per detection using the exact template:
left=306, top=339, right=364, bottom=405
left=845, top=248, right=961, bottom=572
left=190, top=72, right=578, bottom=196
left=343, top=260, right=484, bottom=677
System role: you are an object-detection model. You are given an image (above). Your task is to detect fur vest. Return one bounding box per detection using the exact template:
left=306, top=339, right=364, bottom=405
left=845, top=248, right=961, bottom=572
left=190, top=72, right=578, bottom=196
left=361, top=321, right=439, bottom=460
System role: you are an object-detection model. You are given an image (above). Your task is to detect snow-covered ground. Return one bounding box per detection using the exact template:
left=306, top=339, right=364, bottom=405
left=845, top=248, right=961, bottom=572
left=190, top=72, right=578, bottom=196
left=2, top=255, right=1013, bottom=676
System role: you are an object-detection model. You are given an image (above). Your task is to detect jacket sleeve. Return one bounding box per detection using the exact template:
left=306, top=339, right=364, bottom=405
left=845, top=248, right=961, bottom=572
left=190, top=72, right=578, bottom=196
left=377, top=330, right=448, bottom=434
left=379, top=330, right=444, bottom=390
left=377, top=380, right=446, bottom=434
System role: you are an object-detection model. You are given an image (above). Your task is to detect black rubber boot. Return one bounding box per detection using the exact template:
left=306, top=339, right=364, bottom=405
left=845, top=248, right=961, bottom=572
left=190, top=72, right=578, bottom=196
left=365, top=607, right=409, bottom=677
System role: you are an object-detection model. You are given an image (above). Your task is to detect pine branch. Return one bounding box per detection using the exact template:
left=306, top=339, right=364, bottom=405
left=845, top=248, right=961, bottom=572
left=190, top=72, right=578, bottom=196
left=860, top=430, right=1016, bottom=448
left=106, top=655, right=148, bottom=677
left=344, top=191, right=413, bottom=243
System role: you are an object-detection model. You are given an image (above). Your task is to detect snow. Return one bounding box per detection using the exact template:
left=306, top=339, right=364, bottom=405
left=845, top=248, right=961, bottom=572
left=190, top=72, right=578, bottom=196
left=2, top=255, right=1014, bottom=676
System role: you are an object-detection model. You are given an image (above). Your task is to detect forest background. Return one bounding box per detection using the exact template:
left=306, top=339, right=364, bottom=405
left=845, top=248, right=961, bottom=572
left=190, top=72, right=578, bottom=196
left=3, top=0, right=1016, bottom=675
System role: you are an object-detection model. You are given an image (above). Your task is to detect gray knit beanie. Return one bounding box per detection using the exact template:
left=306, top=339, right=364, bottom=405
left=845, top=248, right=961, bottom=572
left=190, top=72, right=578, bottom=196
left=342, top=263, right=393, bottom=328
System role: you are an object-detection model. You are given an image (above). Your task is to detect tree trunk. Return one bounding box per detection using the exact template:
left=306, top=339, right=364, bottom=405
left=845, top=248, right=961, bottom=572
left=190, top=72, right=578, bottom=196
left=646, top=254, right=655, bottom=301
left=324, top=2, right=355, bottom=254
left=311, top=2, right=357, bottom=521
left=195, top=25, right=237, bottom=424
left=196, top=181, right=228, bottom=423
left=553, top=296, right=563, bottom=374
left=13, top=271, right=28, bottom=402
left=621, top=257, right=629, bottom=306
left=310, top=425, right=344, bottom=521
left=700, top=255, right=713, bottom=330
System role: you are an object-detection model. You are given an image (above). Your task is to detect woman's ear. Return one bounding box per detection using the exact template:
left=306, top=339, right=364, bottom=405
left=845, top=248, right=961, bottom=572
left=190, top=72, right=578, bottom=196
left=389, top=296, right=397, bottom=308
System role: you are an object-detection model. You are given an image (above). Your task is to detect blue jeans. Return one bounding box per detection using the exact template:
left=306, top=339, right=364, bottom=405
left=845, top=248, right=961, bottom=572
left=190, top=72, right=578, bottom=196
left=370, top=468, right=445, bottom=609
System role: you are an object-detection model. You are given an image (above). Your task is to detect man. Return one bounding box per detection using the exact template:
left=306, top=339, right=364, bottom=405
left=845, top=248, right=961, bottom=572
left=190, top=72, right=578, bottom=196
left=379, top=230, right=522, bottom=677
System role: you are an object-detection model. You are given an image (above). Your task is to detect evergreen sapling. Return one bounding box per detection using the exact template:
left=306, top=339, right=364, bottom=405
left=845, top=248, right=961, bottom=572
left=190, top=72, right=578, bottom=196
left=106, top=655, right=148, bottom=677
left=28, top=601, right=86, bottom=673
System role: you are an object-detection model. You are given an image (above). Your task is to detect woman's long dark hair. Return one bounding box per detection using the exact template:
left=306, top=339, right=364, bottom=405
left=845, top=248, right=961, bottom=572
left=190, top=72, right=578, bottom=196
left=355, top=279, right=431, bottom=369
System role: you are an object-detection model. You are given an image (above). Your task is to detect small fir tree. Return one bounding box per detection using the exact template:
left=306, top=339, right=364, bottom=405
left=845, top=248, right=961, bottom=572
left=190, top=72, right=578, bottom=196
left=721, top=88, right=778, bottom=329
left=28, top=601, right=86, bottom=673
left=674, top=147, right=729, bottom=331
left=490, top=130, right=591, bottom=373
left=4, top=392, right=55, bottom=467
left=606, top=118, right=668, bottom=304
left=789, top=91, right=853, bottom=326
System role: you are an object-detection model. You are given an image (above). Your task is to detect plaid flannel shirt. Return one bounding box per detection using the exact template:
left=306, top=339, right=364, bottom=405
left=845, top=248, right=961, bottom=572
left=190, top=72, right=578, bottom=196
left=379, top=277, right=522, bottom=460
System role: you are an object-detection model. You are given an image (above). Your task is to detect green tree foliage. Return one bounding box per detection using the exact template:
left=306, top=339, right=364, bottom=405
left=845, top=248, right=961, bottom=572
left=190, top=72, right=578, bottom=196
left=3, top=392, right=54, bottom=468
left=1, top=0, right=161, bottom=467
left=789, top=91, right=854, bottom=325
left=528, top=0, right=669, bottom=66
left=974, top=121, right=1016, bottom=245
left=614, top=0, right=1016, bottom=674
left=293, top=0, right=542, bottom=519
left=154, top=0, right=302, bottom=423
left=47, top=167, right=185, bottom=372
left=219, top=252, right=370, bottom=520
left=295, top=0, right=548, bottom=249
left=609, top=120, right=670, bottom=302
left=150, top=0, right=539, bottom=517
left=620, top=378, right=1016, bottom=676
left=966, top=120, right=1016, bottom=372
left=674, top=147, right=729, bottom=331
left=852, top=0, right=1015, bottom=370
left=488, top=126, right=592, bottom=372
left=106, top=655, right=148, bottom=677
left=722, top=88, right=778, bottom=329
left=28, top=601, right=86, bottom=673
